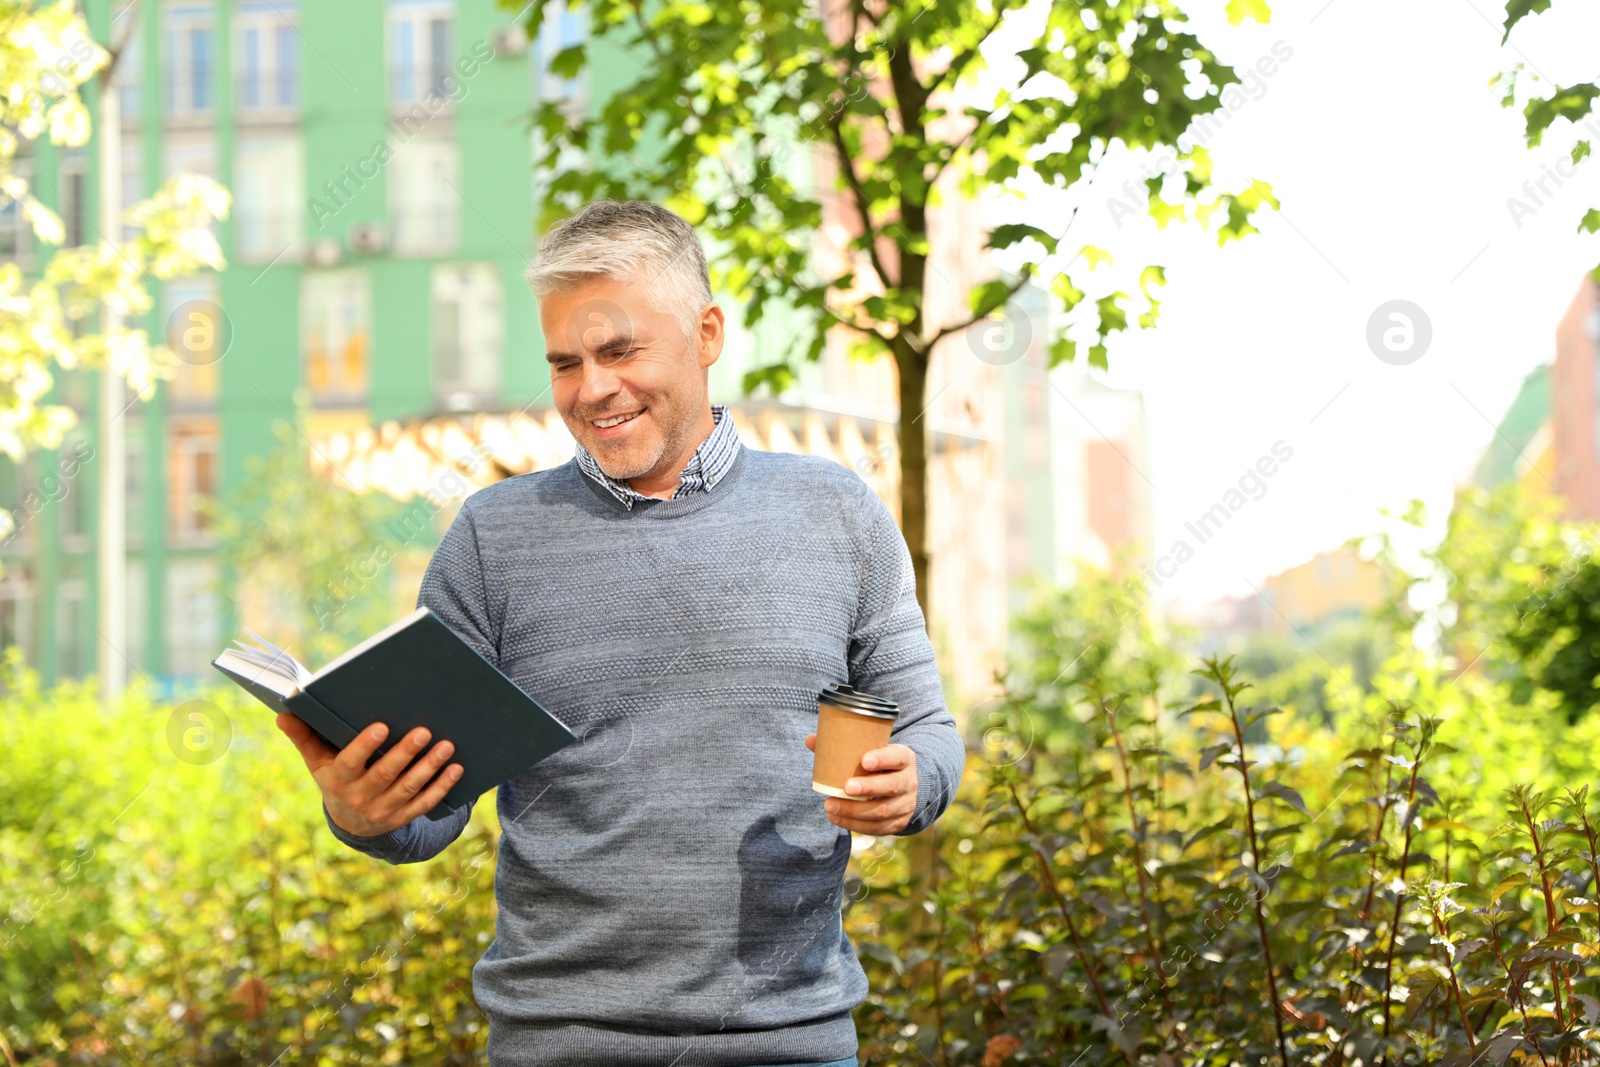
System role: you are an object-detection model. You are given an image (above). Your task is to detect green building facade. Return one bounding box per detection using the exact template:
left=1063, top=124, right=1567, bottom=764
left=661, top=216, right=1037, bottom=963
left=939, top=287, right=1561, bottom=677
left=0, top=0, right=1070, bottom=709
left=0, top=0, right=843, bottom=695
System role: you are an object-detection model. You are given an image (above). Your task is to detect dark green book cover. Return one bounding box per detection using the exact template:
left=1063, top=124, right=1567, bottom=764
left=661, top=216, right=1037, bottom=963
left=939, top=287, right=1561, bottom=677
left=212, top=608, right=579, bottom=821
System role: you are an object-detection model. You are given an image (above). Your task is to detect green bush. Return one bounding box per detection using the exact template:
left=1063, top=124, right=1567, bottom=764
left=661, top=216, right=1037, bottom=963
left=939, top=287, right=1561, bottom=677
left=6, top=618, right=1600, bottom=1064
left=847, top=654, right=1600, bottom=1065
left=0, top=646, right=499, bottom=1065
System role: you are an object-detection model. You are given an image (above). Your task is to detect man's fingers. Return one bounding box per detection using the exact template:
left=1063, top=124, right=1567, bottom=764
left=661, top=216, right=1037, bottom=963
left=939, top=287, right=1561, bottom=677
left=804, top=733, right=816, bottom=750
left=385, top=738, right=460, bottom=803
left=396, top=760, right=466, bottom=825
left=829, top=811, right=906, bottom=834
left=827, top=795, right=909, bottom=821
left=860, top=743, right=912, bottom=772
left=361, top=727, right=442, bottom=788
left=841, top=768, right=915, bottom=799
left=333, top=723, right=393, bottom=780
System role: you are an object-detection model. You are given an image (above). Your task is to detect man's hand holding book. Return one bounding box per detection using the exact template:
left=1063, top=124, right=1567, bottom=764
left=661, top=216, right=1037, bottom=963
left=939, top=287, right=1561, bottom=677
left=276, top=715, right=463, bottom=838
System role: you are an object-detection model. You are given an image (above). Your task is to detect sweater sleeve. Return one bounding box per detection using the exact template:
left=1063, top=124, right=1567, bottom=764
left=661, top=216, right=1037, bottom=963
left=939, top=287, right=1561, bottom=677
left=321, top=500, right=495, bottom=864
left=846, top=485, right=967, bottom=837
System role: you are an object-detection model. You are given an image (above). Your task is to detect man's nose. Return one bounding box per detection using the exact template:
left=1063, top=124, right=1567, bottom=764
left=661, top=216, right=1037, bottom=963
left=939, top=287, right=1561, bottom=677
left=575, top=357, right=621, bottom=407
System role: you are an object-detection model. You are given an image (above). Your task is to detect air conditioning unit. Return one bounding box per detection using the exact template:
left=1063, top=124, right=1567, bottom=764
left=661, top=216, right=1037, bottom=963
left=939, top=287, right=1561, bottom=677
left=347, top=221, right=388, bottom=255
left=308, top=237, right=341, bottom=267
left=489, top=24, right=529, bottom=57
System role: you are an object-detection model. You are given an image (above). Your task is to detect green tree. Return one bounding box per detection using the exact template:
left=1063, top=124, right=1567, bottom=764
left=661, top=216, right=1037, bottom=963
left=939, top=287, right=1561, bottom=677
left=1498, top=0, right=1600, bottom=269
left=206, top=392, right=429, bottom=668
left=1428, top=482, right=1600, bottom=723
left=509, top=0, right=1280, bottom=629
left=0, top=0, right=230, bottom=461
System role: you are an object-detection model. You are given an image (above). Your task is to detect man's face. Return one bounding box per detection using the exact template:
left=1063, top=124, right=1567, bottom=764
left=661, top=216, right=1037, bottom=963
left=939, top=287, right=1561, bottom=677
left=540, top=274, right=722, bottom=483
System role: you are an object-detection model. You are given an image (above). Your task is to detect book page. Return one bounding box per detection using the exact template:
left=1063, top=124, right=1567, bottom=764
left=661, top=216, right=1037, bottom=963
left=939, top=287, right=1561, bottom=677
left=239, top=627, right=312, bottom=687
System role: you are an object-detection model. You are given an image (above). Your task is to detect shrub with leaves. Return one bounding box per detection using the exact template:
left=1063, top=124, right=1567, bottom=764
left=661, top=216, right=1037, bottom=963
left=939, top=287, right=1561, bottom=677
left=847, top=655, right=1600, bottom=1065
left=0, top=647, right=499, bottom=1065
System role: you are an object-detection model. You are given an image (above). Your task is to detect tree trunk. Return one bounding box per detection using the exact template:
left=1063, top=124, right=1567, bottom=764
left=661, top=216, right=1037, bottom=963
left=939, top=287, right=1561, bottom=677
left=894, top=339, right=931, bottom=621
left=892, top=328, right=944, bottom=1018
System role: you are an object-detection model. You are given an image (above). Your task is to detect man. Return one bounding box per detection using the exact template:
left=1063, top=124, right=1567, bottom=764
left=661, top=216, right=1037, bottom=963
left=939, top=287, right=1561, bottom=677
left=276, top=199, right=966, bottom=1066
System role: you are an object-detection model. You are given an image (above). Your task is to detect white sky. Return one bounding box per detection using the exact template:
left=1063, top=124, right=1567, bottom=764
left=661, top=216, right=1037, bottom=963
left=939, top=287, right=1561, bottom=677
left=981, top=0, right=1600, bottom=610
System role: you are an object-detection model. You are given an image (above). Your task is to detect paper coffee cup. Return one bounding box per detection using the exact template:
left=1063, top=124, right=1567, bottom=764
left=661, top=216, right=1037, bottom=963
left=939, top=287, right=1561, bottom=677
left=813, top=682, right=900, bottom=798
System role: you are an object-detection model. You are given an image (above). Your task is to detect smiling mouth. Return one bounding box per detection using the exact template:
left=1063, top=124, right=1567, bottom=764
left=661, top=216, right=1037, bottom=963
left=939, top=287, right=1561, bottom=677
left=591, top=409, right=645, bottom=429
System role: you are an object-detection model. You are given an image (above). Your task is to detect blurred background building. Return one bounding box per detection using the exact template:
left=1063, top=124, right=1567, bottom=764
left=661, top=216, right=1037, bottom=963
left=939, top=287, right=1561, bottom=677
left=1469, top=274, right=1600, bottom=511
left=0, top=0, right=1152, bottom=707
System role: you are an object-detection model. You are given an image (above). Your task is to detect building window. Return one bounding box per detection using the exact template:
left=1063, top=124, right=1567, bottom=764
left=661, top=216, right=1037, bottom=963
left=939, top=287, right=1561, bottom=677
left=0, top=458, right=32, bottom=554
left=431, top=263, right=503, bottom=406
left=164, top=558, right=221, bottom=677
left=167, top=418, right=218, bottom=543
left=59, top=148, right=87, bottom=248
left=164, top=3, right=216, bottom=119
left=126, top=433, right=144, bottom=548
left=121, top=144, right=144, bottom=241
left=0, top=562, right=34, bottom=661
left=112, top=6, right=142, bottom=121
left=0, top=158, right=34, bottom=270
left=163, top=275, right=223, bottom=405
left=388, top=0, right=454, bottom=108
left=58, top=429, right=90, bottom=552
left=534, top=0, right=585, bottom=105
left=163, top=136, right=217, bottom=183
left=235, top=135, right=305, bottom=260
left=302, top=270, right=371, bottom=403
left=389, top=137, right=458, bottom=254
left=56, top=576, right=89, bottom=679
left=236, top=0, right=299, bottom=117
left=125, top=559, right=147, bottom=672
left=163, top=136, right=218, bottom=241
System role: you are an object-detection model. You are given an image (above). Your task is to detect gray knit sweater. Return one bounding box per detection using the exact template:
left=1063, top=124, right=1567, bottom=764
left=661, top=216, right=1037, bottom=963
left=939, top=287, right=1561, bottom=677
left=322, top=444, right=966, bottom=1066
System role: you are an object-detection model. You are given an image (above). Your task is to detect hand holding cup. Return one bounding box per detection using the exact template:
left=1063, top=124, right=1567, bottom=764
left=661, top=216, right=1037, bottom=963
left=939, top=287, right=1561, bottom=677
left=804, top=732, right=919, bottom=834
left=809, top=682, right=916, bottom=835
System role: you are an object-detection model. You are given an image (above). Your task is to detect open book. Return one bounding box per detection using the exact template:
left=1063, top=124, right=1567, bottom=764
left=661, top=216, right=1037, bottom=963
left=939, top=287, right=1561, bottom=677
left=213, top=607, right=579, bottom=821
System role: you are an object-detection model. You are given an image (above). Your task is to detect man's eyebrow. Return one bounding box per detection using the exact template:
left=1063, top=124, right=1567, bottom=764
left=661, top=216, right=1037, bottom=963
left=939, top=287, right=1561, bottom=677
left=545, top=334, right=638, bottom=363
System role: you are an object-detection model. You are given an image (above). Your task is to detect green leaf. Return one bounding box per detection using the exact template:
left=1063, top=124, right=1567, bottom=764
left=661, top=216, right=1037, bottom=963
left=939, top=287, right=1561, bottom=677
left=1051, top=271, right=1086, bottom=311
left=1259, top=781, right=1310, bottom=816
left=987, top=223, right=1059, bottom=256
left=968, top=279, right=1014, bottom=318
left=1245, top=705, right=1283, bottom=726
left=1523, top=83, right=1600, bottom=148
left=1225, top=0, right=1272, bottom=26
left=548, top=43, right=587, bottom=80
left=1137, top=264, right=1166, bottom=329
left=1048, top=335, right=1077, bottom=367
left=1077, top=244, right=1114, bottom=271
left=1504, top=0, right=1553, bottom=42
left=1184, top=817, right=1233, bottom=852
left=1095, top=291, right=1130, bottom=336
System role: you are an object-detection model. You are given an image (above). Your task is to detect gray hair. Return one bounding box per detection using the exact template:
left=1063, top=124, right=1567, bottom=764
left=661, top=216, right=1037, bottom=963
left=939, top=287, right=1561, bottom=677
left=523, top=199, right=713, bottom=350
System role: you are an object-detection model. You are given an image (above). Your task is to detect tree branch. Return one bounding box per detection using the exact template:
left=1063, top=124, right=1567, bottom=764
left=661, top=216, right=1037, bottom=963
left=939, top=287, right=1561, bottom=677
left=927, top=3, right=1007, bottom=97
left=925, top=267, right=1033, bottom=352
left=821, top=298, right=890, bottom=339
left=826, top=112, right=896, bottom=292
left=925, top=107, right=984, bottom=188
left=629, top=0, right=671, bottom=63
left=95, top=0, right=141, bottom=87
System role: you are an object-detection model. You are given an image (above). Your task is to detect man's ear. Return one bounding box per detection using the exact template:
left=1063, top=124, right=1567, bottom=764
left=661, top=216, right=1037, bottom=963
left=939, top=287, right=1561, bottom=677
left=696, top=303, right=725, bottom=370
